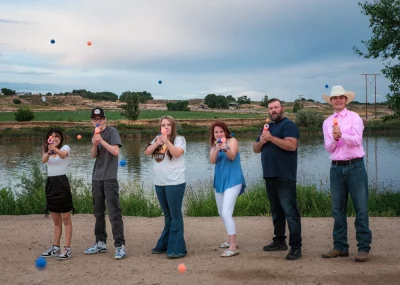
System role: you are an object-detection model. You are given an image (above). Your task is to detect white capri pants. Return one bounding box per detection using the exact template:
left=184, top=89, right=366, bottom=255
left=215, top=184, right=242, bottom=235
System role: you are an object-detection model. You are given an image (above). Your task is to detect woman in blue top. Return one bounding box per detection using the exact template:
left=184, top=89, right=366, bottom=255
left=209, top=120, right=246, bottom=257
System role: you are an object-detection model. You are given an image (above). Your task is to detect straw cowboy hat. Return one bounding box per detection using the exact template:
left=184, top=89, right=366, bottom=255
left=322, top=85, right=355, bottom=104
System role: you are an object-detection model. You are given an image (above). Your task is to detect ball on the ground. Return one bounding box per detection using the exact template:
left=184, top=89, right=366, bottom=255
left=77, top=135, right=82, bottom=139
left=119, top=160, right=127, bottom=167
left=325, top=84, right=329, bottom=88
left=87, top=41, right=92, bottom=46
left=35, top=257, right=47, bottom=270
left=50, top=39, right=55, bottom=44
left=178, top=263, right=186, bottom=273
left=158, top=80, right=162, bottom=84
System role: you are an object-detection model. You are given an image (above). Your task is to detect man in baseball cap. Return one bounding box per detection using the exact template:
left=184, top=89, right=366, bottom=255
left=84, top=106, right=127, bottom=260
left=90, top=107, right=106, bottom=118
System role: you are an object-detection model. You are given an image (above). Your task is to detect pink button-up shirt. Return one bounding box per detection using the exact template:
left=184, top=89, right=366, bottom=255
left=322, top=108, right=365, bottom=161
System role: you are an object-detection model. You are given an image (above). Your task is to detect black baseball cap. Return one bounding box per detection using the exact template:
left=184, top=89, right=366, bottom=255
left=90, top=107, right=106, bottom=118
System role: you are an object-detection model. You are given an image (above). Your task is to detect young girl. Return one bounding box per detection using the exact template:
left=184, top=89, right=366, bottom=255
left=40, top=128, right=74, bottom=260
left=209, top=120, right=246, bottom=257
left=144, top=116, right=187, bottom=259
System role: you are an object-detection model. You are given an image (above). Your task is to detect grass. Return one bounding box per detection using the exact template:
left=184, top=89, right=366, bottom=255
left=0, top=122, right=264, bottom=140
left=0, top=110, right=266, bottom=122
left=1, top=163, right=399, bottom=217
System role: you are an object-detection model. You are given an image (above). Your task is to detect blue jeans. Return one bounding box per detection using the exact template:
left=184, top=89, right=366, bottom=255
left=330, top=159, right=372, bottom=253
left=265, top=178, right=302, bottom=249
left=154, top=183, right=187, bottom=256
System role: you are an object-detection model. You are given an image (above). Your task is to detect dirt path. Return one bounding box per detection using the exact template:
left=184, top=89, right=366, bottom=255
left=1, top=215, right=399, bottom=285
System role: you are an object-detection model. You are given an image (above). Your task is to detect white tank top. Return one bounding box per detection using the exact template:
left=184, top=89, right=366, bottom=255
left=46, top=145, right=71, bottom=177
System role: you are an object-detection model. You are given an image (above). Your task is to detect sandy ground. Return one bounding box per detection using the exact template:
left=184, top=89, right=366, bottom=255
left=0, top=215, right=399, bottom=285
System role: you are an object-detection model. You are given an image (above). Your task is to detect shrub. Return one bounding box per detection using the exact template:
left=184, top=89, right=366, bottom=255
left=166, top=101, right=190, bottom=111
left=382, top=114, right=399, bottom=122
left=292, top=100, right=304, bottom=113
left=14, top=108, right=34, bottom=122
left=13, top=99, right=22, bottom=104
left=295, top=109, right=324, bottom=127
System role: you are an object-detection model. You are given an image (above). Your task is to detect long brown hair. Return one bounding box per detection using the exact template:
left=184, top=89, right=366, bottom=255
left=153, top=116, right=178, bottom=160
left=209, top=120, right=232, bottom=146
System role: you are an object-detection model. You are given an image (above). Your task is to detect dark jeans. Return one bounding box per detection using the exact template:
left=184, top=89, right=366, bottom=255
left=265, top=178, right=302, bottom=249
left=330, top=160, right=372, bottom=253
left=92, top=179, right=125, bottom=247
left=154, top=183, right=187, bottom=255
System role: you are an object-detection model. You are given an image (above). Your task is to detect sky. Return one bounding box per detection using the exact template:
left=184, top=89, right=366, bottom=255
left=0, top=0, right=391, bottom=102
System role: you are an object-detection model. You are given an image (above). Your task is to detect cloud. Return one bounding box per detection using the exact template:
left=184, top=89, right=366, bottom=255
left=0, top=0, right=390, bottom=102
left=0, top=19, right=33, bottom=25
left=0, top=71, right=54, bottom=75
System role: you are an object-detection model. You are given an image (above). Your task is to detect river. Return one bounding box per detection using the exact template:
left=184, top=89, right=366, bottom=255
left=1, top=134, right=399, bottom=192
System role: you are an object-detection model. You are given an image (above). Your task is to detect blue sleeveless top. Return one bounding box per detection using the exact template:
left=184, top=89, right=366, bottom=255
left=213, top=150, right=246, bottom=196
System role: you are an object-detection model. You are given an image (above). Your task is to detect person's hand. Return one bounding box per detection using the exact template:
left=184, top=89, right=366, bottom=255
left=48, top=144, right=57, bottom=154
left=262, top=131, right=273, bottom=142
left=92, top=134, right=101, bottom=145
left=215, top=143, right=223, bottom=152
left=160, top=133, right=169, bottom=145
left=220, top=142, right=228, bottom=152
left=332, top=125, right=341, bottom=141
left=260, top=132, right=268, bottom=143
left=155, top=136, right=164, bottom=146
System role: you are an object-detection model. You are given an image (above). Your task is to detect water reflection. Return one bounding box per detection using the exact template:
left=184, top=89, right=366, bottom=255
left=0, top=134, right=399, bottom=191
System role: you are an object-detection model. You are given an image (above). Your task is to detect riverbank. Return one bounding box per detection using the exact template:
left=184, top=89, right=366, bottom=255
left=1, top=214, right=399, bottom=285
left=1, top=164, right=399, bottom=217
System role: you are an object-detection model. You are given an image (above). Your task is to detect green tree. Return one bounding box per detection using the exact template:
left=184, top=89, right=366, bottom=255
left=1, top=88, right=16, bottom=95
left=237, top=95, right=251, bottom=104
left=71, top=89, right=118, bottom=101
left=137, top=91, right=153, bottom=103
left=120, top=91, right=153, bottom=103
left=354, top=0, right=400, bottom=117
left=120, top=93, right=140, bottom=120
left=14, top=108, right=34, bottom=121
left=226, top=95, right=236, bottom=102
left=204, top=94, right=217, bottom=109
left=215, top=95, right=229, bottom=109
left=293, top=100, right=304, bottom=113
left=260, top=95, right=269, bottom=107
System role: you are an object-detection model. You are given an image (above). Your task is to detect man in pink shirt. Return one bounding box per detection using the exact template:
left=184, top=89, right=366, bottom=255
left=321, top=85, right=372, bottom=262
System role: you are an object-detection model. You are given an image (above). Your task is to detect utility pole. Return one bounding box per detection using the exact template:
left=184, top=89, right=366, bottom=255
left=361, top=74, right=380, bottom=119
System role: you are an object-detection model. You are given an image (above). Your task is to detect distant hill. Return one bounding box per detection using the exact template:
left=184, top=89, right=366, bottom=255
left=0, top=94, right=392, bottom=119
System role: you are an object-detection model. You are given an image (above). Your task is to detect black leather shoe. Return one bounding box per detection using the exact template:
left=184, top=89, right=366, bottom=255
left=286, top=248, right=302, bottom=260
left=263, top=241, right=288, bottom=251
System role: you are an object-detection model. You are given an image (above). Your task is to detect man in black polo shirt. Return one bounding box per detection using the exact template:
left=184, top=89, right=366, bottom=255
left=253, top=98, right=302, bottom=260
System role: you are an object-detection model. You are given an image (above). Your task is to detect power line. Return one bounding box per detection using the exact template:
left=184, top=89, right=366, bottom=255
left=361, top=74, right=380, bottom=119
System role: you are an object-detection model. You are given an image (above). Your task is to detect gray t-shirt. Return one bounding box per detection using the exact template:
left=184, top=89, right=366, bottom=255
left=92, top=126, right=122, bottom=181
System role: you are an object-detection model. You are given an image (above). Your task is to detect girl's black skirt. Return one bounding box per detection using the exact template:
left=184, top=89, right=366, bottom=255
left=45, top=175, right=74, bottom=214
